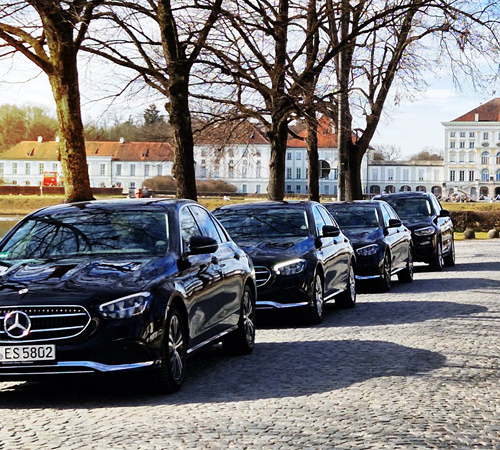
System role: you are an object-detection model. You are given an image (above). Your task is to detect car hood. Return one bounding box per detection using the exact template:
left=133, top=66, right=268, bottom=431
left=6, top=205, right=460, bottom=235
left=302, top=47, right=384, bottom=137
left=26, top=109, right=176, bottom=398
left=0, top=255, right=176, bottom=306
left=235, top=237, right=313, bottom=266
left=401, top=217, right=434, bottom=230
left=341, top=227, right=381, bottom=247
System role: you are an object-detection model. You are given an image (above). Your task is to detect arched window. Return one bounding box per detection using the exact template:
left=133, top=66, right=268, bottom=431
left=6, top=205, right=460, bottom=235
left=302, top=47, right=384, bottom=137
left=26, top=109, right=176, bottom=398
left=459, top=151, right=465, bottom=162
left=384, top=185, right=395, bottom=193
left=496, top=152, right=500, bottom=165
left=449, top=151, right=456, bottom=162
left=416, top=186, right=426, bottom=192
left=369, top=185, right=380, bottom=194
left=481, top=151, right=489, bottom=165
left=496, top=169, right=500, bottom=182
left=400, top=185, right=411, bottom=192
left=432, top=186, right=442, bottom=196
left=481, top=169, right=489, bottom=182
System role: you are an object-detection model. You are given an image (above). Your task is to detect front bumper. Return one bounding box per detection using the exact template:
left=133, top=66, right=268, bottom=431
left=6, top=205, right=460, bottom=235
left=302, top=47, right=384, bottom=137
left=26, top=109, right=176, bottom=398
left=353, top=253, right=383, bottom=280
left=411, top=234, right=437, bottom=262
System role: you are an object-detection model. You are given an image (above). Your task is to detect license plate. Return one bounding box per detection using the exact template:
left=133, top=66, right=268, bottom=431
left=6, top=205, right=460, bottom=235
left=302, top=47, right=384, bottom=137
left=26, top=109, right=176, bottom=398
left=0, top=345, right=56, bottom=362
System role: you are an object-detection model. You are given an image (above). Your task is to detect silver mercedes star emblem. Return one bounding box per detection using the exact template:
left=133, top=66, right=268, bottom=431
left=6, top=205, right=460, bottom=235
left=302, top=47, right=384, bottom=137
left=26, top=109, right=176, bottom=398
left=18, top=288, right=28, bottom=295
left=4, top=311, right=31, bottom=339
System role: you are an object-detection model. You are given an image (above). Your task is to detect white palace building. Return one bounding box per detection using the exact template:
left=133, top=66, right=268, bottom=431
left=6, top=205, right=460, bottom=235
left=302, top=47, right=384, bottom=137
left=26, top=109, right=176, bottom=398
left=0, top=100, right=499, bottom=199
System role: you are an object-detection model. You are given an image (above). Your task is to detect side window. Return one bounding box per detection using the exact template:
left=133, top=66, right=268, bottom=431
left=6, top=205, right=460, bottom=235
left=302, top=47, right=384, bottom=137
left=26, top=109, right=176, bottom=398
left=431, top=196, right=441, bottom=215
left=211, top=216, right=230, bottom=243
left=180, top=207, right=201, bottom=252
left=317, top=205, right=335, bottom=227
left=312, top=206, right=326, bottom=236
left=380, top=204, right=392, bottom=227
left=384, top=204, right=399, bottom=221
left=189, top=205, right=223, bottom=243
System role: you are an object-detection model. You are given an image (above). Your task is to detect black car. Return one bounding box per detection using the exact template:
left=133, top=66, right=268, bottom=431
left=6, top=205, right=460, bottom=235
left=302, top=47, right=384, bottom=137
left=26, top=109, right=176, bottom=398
left=373, top=192, right=455, bottom=270
left=213, top=201, right=356, bottom=323
left=0, top=199, right=256, bottom=393
left=324, top=201, right=413, bottom=292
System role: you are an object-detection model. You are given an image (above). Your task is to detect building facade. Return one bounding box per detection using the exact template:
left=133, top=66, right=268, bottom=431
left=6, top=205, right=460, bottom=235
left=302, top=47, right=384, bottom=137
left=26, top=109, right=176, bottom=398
left=442, top=98, right=500, bottom=199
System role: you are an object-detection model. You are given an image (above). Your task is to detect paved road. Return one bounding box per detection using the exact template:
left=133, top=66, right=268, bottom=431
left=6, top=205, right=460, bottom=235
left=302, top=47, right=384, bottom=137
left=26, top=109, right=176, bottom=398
left=0, top=240, right=499, bottom=449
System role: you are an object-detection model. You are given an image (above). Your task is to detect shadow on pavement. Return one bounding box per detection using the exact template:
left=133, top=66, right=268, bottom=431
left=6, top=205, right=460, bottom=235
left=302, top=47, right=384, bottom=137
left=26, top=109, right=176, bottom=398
left=0, top=339, right=446, bottom=408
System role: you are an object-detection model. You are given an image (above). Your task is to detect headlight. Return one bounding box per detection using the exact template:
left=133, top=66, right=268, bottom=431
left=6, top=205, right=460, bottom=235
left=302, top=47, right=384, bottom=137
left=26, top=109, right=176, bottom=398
left=356, top=244, right=379, bottom=256
left=414, top=226, right=435, bottom=236
left=273, top=258, right=306, bottom=276
left=99, top=292, right=151, bottom=319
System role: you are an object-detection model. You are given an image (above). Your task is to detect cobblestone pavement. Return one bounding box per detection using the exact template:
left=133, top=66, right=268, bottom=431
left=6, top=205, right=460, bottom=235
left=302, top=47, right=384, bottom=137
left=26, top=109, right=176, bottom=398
left=1, top=240, right=499, bottom=449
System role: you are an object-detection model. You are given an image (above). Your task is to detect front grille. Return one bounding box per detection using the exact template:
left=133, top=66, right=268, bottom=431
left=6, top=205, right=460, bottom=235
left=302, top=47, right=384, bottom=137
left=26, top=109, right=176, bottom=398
left=0, top=305, right=91, bottom=343
left=254, top=266, right=272, bottom=287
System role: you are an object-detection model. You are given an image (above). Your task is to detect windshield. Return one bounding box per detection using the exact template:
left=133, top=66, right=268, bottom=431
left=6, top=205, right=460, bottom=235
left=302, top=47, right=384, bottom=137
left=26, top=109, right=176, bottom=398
left=384, top=198, right=432, bottom=220
left=0, top=209, right=169, bottom=261
left=214, top=207, right=309, bottom=240
left=327, top=206, right=380, bottom=229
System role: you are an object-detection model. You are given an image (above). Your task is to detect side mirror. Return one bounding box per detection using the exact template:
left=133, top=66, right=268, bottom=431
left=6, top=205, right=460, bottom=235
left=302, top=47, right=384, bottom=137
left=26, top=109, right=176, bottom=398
left=387, top=218, right=402, bottom=228
left=322, top=225, right=341, bottom=238
left=439, top=209, right=450, bottom=217
left=189, top=236, right=218, bottom=255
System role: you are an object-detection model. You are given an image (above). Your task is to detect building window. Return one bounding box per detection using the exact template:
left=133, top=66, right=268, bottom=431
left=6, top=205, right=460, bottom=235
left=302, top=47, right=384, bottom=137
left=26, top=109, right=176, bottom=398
left=200, top=160, right=206, bottom=178
left=116, top=164, right=122, bottom=176
left=144, top=164, right=150, bottom=177
left=242, top=184, right=247, bottom=194
left=459, top=142, right=465, bottom=148
left=469, top=132, right=475, bottom=138
left=481, top=152, right=489, bottom=165
left=450, top=132, right=456, bottom=137
left=100, top=164, right=106, bottom=175
left=129, top=182, right=136, bottom=189
left=333, top=168, right=338, bottom=181
left=459, top=132, right=465, bottom=138
left=52, top=163, right=58, bottom=171
left=100, top=182, right=106, bottom=187
left=256, top=184, right=261, bottom=194
left=469, top=170, right=475, bottom=182
left=130, top=164, right=136, bottom=176
left=286, top=152, right=292, bottom=160
left=387, top=169, right=394, bottom=181
left=25, top=163, right=31, bottom=175
left=214, top=163, right=220, bottom=178
left=459, top=170, right=465, bottom=182
left=286, top=167, right=292, bottom=179
left=296, top=185, right=301, bottom=193
left=296, top=152, right=302, bottom=160
left=496, top=170, right=500, bottom=182
left=39, top=163, right=44, bottom=174
left=418, top=169, right=424, bottom=181
left=459, top=152, right=465, bottom=162
left=449, top=152, right=456, bottom=162
left=481, top=169, right=489, bottom=182
left=403, top=169, right=409, bottom=181
left=371, top=169, right=378, bottom=181
left=286, top=185, right=292, bottom=193
left=157, top=165, right=162, bottom=176
left=241, top=162, right=247, bottom=178
left=450, top=170, right=456, bottom=182
left=434, top=170, right=440, bottom=181
left=483, top=132, right=489, bottom=140
left=469, top=152, right=475, bottom=163
left=450, top=141, right=455, bottom=148
left=228, top=161, right=234, bottom=178
left=296, top=168, right=301, bottom=179
left=496, top=152, right=500, bottom=165
left=256, top=161, right=261, bottom=178
left=25, top=180, right=30, bottom=186
left=12, top=163, right=17, bottom=174
left=469, top=142, right=475, bottom=148
left=12, top=180, right=17, bottom=186
left=201, top=148, right=207, bottom=157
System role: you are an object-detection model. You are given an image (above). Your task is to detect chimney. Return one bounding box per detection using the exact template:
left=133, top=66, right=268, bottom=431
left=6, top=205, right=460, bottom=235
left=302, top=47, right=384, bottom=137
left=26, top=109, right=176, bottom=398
left=475, top=113, right=479, bottom=121
left=119, top=137, right=125, bottom=144
left=37, top=136, right=43, bottom=143
left=55, top=136, right=60, bottom=143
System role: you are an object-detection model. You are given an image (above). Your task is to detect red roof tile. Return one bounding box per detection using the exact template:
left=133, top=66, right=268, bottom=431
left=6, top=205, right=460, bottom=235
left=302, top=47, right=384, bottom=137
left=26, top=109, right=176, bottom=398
left=287, top=116, right=338, bottom=148
left=194, top=121, right=268, bottom=145
left=453, top=98, right=500, bottom=122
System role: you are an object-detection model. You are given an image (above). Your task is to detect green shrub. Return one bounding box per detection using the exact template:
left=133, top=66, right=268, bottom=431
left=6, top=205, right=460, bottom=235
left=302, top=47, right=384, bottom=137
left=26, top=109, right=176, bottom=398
left=450, top=210, right=500, bottom=232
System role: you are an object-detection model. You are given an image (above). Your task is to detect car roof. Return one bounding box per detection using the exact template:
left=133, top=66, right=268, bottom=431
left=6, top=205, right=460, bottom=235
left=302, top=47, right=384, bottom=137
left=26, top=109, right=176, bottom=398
left=214, top=200, right=319, bottom=211
left=374, top=192, right=433, bottom=199
left=324, top=200, right=384, bottom=207
left=29, top=198, right=199, bottom=217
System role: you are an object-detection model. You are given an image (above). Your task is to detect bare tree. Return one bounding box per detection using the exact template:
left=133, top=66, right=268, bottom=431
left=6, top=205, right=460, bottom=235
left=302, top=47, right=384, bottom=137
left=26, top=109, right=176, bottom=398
left=0, top=1, right=103, bottom=202
left=83, top=0, right=224, bottom=201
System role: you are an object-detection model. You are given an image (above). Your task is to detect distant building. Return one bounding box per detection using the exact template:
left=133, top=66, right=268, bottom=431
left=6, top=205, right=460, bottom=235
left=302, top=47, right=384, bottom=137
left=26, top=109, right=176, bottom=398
left=442, top=98, right=500, bottom=199
left=0, top=138, right=174, bottom=192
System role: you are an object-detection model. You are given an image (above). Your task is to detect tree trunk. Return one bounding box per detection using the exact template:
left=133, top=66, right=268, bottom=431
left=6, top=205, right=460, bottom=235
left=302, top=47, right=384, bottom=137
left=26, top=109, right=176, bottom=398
left=267, top=118, right=288, bottom=201
left=346, top=141, right=364, bottom=199
left=167, top=64, right=197, bottom=201
left=48, top=48, right=94, bottom=202
left=306, top=112, right=319, bottom=202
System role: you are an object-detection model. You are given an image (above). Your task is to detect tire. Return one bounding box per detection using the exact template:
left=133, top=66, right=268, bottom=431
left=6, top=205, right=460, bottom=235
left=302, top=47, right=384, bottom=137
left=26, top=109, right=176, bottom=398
left=377, top=253, right=392, bottom=292
left=430, top=240, right=444, bottom=271
left=336, top=264, right=356, bottom=308
left=307, top=273, right=325, bottom=324
left=398, top=248, right=414, bottom=283
left=223, top=285, right=256, bottom=355
left=151, top=305, right=187, bottom=394
left=443, top=237, right=456, bottom=267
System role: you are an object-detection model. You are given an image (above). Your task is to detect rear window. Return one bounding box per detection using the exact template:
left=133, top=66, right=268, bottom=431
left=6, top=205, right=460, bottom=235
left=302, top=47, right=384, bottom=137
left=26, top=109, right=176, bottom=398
left=383, top=198, right=432, bottom=220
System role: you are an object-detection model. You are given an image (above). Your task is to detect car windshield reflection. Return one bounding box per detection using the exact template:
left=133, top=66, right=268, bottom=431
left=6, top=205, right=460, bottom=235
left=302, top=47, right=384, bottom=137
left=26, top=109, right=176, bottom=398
left=0, top=210, right=169, bottom=261
left=329, top=206, right=380, bottom=229
left=384, top=198, right=432, bottom=220
left=215, top=207, right=309, bottom=239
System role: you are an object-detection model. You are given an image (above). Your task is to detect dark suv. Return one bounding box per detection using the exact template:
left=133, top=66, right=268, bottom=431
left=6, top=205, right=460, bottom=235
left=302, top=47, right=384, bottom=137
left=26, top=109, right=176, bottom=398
left=373, top=192, right=455, bottom=271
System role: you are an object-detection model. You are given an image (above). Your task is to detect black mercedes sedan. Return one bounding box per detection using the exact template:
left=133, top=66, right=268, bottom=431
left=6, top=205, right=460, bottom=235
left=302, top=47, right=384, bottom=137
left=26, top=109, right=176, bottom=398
left=373, top=192, right=455, bottom=271
left=0, top=199, right=256, bottom=393
left=213, top=201, right=356, bottom=323
left=324, top=201, right=413, bottom=292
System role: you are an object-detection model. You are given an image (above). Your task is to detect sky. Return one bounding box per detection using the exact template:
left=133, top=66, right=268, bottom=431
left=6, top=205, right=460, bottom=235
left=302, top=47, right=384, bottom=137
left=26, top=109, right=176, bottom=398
left=0, top=56, right=498, bottom=159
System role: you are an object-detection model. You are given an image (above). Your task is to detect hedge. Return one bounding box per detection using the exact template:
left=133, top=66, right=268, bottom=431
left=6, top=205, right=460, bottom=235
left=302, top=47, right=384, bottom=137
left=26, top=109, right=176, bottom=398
left=450, top=210, right=500, bottom=232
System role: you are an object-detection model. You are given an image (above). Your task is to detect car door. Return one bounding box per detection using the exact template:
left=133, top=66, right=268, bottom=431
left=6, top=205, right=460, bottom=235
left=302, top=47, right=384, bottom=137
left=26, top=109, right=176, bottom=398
left=380, top=203, right=406, bottom=271
left=432, top=196, right=454, bottom=253
left=178, top=205, right=227, bottom=348
left=188, top=205, right=242, bottom=332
